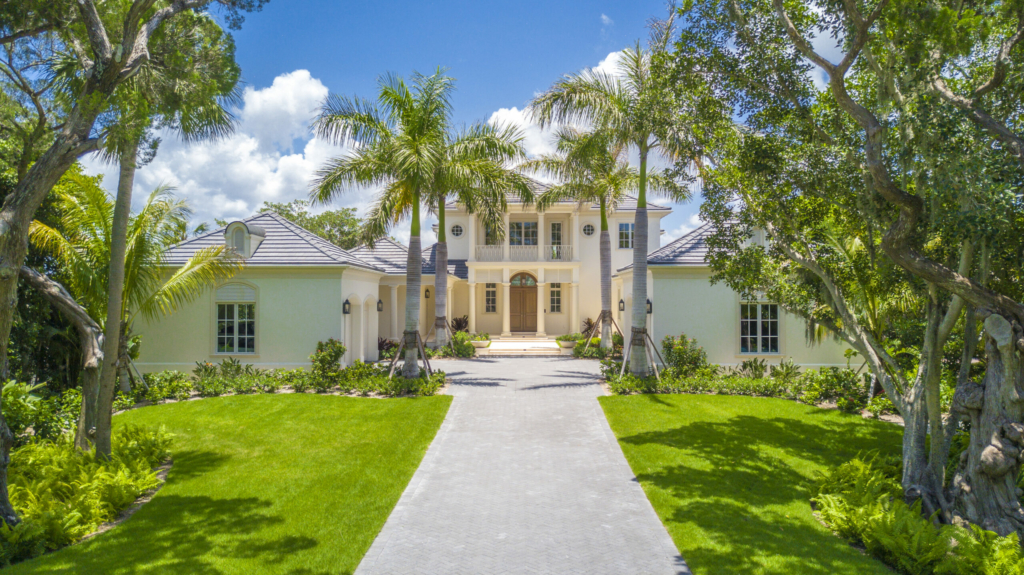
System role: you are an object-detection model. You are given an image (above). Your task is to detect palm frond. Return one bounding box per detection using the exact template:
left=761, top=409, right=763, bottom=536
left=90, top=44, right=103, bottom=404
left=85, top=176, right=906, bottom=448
left=132, top=246, right=245, bottom=324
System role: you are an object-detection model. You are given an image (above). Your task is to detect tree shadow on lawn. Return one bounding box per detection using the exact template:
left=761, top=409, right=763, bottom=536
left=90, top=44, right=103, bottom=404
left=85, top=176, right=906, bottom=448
left=14, top=494, right=330, bottom=575
left=617, top=402, right=901, bottom=574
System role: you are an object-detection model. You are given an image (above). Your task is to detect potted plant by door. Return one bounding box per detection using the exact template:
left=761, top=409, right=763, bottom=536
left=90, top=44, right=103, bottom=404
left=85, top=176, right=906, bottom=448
left=556, top=333, right=582, bottom=348
left=470, top=333, right=491, bottom=348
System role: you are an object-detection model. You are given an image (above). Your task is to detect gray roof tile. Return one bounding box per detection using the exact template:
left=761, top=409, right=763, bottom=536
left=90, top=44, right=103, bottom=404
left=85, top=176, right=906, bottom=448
left=444, top=178, right=670, bottom=211
left=349, top=238, right=412, bottom=275
left=163, top=212, right=383, bottom=271
left=422, top=244, right=469, bottom=279
left=617, top=221, right=714, bottom=272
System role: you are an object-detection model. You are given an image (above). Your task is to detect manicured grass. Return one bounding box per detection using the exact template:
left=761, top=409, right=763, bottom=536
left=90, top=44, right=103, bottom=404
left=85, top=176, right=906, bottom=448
left=9, top=393, right=452, bottom=575
left=599, top=394, right=902, bottom=575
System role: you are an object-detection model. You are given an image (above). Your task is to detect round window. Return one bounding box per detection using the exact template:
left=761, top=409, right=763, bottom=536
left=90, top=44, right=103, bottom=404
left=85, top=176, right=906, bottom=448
left=450, top=224, right=464, bottom=237
left=582, top=223, right=595, bottom=236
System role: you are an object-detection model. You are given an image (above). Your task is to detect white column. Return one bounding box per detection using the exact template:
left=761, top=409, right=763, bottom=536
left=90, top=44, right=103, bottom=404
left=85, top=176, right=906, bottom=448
left=571, top=283, right=580, bottom=335
left=502, top=213, right=510, bottom=261
left=501, top=282, right=511, bottom=336
left=468, top=283, right=477, bottom=333
left=390, top=285, right=399, bottom=340
left=536, top=282, right=546, bottom=336
left=571, top=212, right=580, bottom=261
left=537, top=211, right=545, bottom=261
left=468, top=216, right=477, bottom=262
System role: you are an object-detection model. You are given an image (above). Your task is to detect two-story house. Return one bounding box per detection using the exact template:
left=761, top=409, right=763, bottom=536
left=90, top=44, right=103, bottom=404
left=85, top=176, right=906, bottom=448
left=135, top=182, right=848, bottom=371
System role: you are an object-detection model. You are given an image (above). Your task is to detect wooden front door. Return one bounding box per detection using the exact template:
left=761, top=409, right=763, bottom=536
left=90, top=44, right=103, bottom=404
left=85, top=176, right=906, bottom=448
left=510, top=287, right=537, bottom=332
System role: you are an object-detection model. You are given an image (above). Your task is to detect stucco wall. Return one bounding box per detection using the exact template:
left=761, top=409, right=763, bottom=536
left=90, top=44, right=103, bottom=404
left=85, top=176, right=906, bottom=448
left=642, top=267, right=849, bottom=368
left=135, top=267, right=382, bottom=372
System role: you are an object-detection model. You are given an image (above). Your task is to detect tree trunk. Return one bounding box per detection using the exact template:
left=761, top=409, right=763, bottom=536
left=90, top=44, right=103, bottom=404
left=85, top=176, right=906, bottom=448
left=95, top=138, right=139, bottom=457
left=950, top=313, right=1024, bottom=538
left=599, top=201, right=612, bottom=350
left=403, top=198, right=423, bottom=379
left=434, top=203, right=449, bottom=348
left=17, top=267, right=104, bottom=451
left=629, top=149, right=650, bottom=375
left=117, top=322, right=132, bottom=395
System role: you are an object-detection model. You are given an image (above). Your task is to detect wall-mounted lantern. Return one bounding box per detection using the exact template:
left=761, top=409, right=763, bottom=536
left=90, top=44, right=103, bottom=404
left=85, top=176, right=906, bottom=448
left=343, top=299, right=351, bottom=315
left=647, top=299, right=653, bottom=314
left=618, top=299, right=625, bottom=312
left=425, top=288, right=431, bottom=299
left=377, top=299, right=384, bottom=312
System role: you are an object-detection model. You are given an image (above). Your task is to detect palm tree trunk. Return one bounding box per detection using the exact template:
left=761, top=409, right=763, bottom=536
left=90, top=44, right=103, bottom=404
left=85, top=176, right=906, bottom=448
left=599, top=200, right=612, bottom=350
left=17, top=267, right=104, bottom=451
left=629, top=149, right=650, bottom=375
left=434, top=201, right=449, bottom=348
left=95, top=137, right=140, bottom=457
left=403, top=196, right=423, bottom=378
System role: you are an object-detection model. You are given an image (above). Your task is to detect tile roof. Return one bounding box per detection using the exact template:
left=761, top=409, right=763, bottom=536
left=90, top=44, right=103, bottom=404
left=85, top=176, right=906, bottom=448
left=422, top=244, right=469, bottom=279
left=349, top=238, right=412, bottom=275
left=444, top=178, right=670, bottom=212
left=162, top=212, right=383, bottom=271
left=617, top=221, right=715, bottom=272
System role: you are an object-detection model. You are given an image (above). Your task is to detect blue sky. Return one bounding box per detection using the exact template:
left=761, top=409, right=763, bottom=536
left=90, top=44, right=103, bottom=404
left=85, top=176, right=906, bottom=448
left=84, top=0, right=703, bottom=246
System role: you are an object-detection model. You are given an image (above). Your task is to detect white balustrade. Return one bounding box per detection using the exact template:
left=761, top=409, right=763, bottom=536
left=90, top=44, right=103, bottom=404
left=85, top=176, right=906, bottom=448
left=475, top=245, right=503, bottom=261
left=510, top=245, right=539, bottom=261
left=544, top=245, right=572, bottom=261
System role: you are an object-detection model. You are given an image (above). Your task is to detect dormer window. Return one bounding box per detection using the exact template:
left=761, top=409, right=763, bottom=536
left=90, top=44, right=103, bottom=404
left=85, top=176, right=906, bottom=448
left=224, top=221, right=266, bottom=258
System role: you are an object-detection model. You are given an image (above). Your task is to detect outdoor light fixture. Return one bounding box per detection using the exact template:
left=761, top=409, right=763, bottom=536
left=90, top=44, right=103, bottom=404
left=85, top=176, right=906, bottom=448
left=618, top=299, right=625, bottom=312
left=377, top=299, right=384, bottom=312
left=425, top=288, right=431, bottom=299
left=343, top=300, right=351, bottom=315
left=647, top=299, right=653, bottom=314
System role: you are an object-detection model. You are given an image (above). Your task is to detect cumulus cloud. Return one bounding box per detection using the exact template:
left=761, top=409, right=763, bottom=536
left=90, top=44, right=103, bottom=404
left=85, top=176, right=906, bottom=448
left=487, top=106, right=558, bottom=161
left=662, top=213, right=704, bottom=245
left=80, top=69, right=368, bottom=226
left=600, top=14, right=614, bottom=26
left=593, top=50, right=625, bottom=77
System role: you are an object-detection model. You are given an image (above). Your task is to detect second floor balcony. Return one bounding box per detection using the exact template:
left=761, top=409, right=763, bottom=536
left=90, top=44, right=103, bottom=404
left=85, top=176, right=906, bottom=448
left=475, top=244, right=574, bottom=262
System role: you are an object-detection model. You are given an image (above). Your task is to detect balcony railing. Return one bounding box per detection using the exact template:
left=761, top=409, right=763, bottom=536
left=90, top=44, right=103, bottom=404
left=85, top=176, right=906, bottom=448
left=510, top=245, right=538, bottom=261
left=475, top=245, right=503, bottom=261
left=474, top=244, right=574, bottom=262
left=544, top=245, right=572, bottom=261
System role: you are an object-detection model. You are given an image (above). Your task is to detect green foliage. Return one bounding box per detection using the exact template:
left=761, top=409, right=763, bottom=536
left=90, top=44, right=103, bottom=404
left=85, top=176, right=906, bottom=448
left=867, top=396, right=898, bottom=419
left=470, top=333, right=490, bottom=341
left=769, top=358, right=802, bottom=382
left=730, top=358, right=768, bottom=379
left=813, top=456, right=1024, bottom=574
left=573, top=339, right=608, bottom=359
left=802, top=368, right=869, bottom=413
left=556, top=332, right=583, bottom=342
left=2, top=382, right=50, bottom=446
left=435, top=331, right=475, bottom=358
left=661, top=334, right=710, bottom=377
left=258, top=200, right=361, bottom=249
left=1, top=425, right=171, bottom=565
left=141, top=371, right=193, bottom=402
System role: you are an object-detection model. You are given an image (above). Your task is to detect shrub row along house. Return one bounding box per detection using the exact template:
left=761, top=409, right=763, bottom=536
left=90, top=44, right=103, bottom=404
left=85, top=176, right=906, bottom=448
left=136, top=181, right=848, bottom=371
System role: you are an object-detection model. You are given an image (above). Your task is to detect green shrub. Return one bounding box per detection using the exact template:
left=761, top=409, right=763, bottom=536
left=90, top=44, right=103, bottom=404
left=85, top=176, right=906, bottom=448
left=311, top=339, right=346, bottom=376
left=661, top=334, right=710, bottom=376
left=867, top=396, right=897, bottom=419
left=193, top=377, right=230, bottom=397
left=573, top=339, right=607, bottom=359
left=1, top=382, right=59, bottom=447
left=556, top=333, right=582, bottom=342
left=800, top=367, right=867, bottom=412
left=731, top=357, right=768, bottom=379
left=1, top=424, right=171, bottom=565
left=769, top=358, right=802, bottom=382
left=141, top=371, right=194, bottom=402
left=471, top=333, right=490, bottom=341
left=812, top=455, right=1024, bottom=575
left=436, top=331, right=475, bottom=358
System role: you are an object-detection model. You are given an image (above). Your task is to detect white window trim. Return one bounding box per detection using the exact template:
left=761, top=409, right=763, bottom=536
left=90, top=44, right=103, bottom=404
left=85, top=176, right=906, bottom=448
left=450, top=224, right=464, bottom=237
left=484, top=283, right=498, bottom=314
left=618, top=222, right=634, bottom=249
left=549, top=282, right=563, bottom=314
left=737, top=301, right=782, bottom=356
left=212, top=282, right=259, bottom=356
left=582, top=223, right=595, bottom=236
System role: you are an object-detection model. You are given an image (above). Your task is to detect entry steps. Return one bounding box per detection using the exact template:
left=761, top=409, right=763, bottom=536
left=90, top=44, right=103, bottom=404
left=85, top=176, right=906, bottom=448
left=481, top=336, right=567, bottom=356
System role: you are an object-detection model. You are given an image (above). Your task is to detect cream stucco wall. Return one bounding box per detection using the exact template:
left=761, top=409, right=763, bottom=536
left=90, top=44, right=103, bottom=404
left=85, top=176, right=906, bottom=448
left=135, top=266, right=383, bottom=372
left=614, top=266, right=849, bottom=368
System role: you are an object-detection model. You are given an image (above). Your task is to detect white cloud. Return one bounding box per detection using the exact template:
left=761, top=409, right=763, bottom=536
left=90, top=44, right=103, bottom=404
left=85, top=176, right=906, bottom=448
left=80, top=69, right=373, bottom=226
left=600, top=14, right=614, bottom=26
left=487, top=106, right=557, bottom=160
left=662, top=213, right=703, bottom=245
left=593, top=50, right=625, bottom=77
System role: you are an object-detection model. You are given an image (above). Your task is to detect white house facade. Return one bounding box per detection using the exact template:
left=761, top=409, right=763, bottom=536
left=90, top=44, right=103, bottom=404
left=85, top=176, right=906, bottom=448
left=135, top=182, right=848, bottom=371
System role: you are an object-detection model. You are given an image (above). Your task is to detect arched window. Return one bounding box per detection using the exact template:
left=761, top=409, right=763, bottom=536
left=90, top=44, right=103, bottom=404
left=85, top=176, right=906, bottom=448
left=216, top=283, right=256, bottom=354
left=510, top=273, right=536, bottom=287
left=232, top=228, right=245, bottom=252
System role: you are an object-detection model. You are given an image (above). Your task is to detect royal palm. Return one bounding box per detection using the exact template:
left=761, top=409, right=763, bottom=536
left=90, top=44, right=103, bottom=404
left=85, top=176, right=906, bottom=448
left=531, top=34, right=691, bottom=373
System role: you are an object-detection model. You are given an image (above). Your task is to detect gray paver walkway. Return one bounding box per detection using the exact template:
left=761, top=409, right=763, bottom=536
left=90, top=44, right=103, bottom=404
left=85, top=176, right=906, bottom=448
left=355, top=357, right=689, bottom=575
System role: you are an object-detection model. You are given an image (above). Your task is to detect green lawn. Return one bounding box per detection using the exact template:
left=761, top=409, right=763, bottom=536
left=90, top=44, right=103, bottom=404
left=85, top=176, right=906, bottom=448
left=9, top=393, right=451, bottom=575
left=599, top=394, right=902, bottom=575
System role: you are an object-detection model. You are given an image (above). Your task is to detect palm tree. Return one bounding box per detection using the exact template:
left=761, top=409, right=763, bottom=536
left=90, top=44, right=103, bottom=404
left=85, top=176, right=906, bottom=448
left=425, top=122, right=532, bottom=347
left=30, top=182, right=243, bottom=439
left=530, top=27, right=692, bottom=373
left=311, top=69, right=453, bottom=378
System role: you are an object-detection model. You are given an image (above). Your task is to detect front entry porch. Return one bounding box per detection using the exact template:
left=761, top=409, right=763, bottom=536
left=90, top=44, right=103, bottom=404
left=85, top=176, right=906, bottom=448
left=462, top=268, right=581, bottom=338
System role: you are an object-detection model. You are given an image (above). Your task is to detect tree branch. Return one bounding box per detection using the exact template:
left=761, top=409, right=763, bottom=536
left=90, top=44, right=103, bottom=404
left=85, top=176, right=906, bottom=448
left=75, top=0, right=113, bottom=62
left=18, top=267, right=103, bottom=370
left=0, top=24, right=57, bottom=45
left=931, top=77, right=1024, bottom=170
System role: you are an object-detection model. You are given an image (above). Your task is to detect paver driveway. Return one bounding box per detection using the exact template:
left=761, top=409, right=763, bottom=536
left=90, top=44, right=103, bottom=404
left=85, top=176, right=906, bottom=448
left=355, top=357, right=689, bottom=575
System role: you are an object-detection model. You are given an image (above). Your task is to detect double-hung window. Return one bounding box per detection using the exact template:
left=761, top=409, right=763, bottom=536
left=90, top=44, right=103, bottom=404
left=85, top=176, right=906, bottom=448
left=549, top=283, right=562, bottom=313
left=217, top=303, right=256, bottom=353
left=484, top=224, right=499, bottom=245
left=740, top=303, right=779, bottom=354
left=485, top=283, right=497, bottom=313
left=618, top=223, right=634, bottom=249
left=550, top=222, right=562, bottom=246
